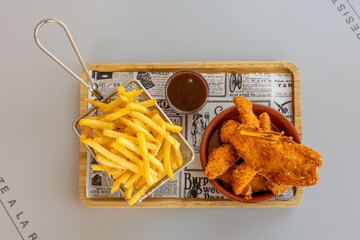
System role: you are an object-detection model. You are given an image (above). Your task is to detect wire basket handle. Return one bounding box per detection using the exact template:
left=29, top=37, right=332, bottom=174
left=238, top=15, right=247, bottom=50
left=34, top=18, right=103, bottom=100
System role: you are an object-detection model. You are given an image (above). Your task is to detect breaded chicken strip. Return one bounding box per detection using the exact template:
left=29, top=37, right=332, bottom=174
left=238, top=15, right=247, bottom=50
left=233, top=96, right=260, bottom=128
left=218, top=165, right=238, bottom=185
left=231, top=163, right=257, bottom=195
left=205, top=144, right=239, bottom=179
left=249, top=174, right=269, bottom=193
left=219, top=120, right=246, bottom=143
left=266, top=180, right=291, bottom=195
left=227, top=123, right=322, bottom=186
left=259, top=112, right=271, bottom=131
left=218, top=165, right=253, bottom=199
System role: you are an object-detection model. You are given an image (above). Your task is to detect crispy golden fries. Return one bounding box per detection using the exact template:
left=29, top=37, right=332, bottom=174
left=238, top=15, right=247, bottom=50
left=163, top=139, right=174, bottom=180
left=85, top=98, right=107, bottom=108
left=80, top=127, right=92, bottom=142
left=80, top=86, right=184, bottom=206
left=79, top=119, right=115, bottom=129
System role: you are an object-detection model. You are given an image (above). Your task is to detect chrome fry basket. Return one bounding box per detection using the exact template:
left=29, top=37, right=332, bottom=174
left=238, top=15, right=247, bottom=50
left=34, top=18, right=195, bottom=205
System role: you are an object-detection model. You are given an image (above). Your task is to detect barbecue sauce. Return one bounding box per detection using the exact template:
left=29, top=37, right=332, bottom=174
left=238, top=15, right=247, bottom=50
left=166, top=72, right=208, bottom=112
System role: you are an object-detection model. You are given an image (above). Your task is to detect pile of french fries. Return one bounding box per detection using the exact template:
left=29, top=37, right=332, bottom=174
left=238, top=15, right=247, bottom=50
left=79, top=86, right=183, bottom=205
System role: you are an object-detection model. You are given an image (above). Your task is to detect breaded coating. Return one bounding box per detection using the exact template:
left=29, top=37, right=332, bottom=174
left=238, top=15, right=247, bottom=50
left=266, top=180, right=291, bottom=195
left=229, top=123, right=322, bottom=186
left=231, top=163, right=257, bottom=195
left=220, top=120, right=256, bottom=143
left=205, top=144, right=239, bottom=179
left=218, top=165, right=238, bottom=185
left=233, top=96, right=260, bottom=128
left=218, top=164, right=253, bottom=199
left=259, top=112, right=271, bottom=131
left=249, top=174, right=269, bottom=193
left=242, top=185, right=253, bottom=200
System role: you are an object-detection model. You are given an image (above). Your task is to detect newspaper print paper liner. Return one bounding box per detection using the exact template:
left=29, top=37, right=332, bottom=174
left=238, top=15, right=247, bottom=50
left=73, top=80, right=195, bottom=205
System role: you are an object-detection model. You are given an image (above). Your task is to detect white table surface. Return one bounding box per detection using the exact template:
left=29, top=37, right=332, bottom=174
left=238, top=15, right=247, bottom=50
left=1, top=0, right=359, bottom=239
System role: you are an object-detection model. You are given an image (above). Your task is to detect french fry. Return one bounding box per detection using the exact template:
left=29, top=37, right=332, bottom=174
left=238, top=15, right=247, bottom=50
left=111, top=178, right=121, bottom=193
left=83, top=139, right=141, bottom=174
left=124, top=174, right=141, bottom=188
left=118, top=171, right=132, bottom=184
left=156, top=142, right=165, bottom=162
left=125, top=89, right=143, bottom=100
left=110, top=143, right=159, bottom=177
left=92, top=129, right=103, bottom=138
left=107, top=130, right=157, bottom=151
left=147, top=154, right=165, bottom=172
left=165, top=122, right=183, bottom=133
left=137, top=133, right=154, bottom=186
left=85, top=98, right=107, bottom=108
left=117, top=86, right=126, bottom=95
left=111, top=142, right=143, bottom=167
left=91, top=164, right=105, bottom=171
left=124, top=185, right=134, bottom=199
left=101, top=164, right=125, bottom=179
left=116, top=136, right=139, bottom=153
left=129, top=112, right=180, bottom=149
left=101, top=108, right=129, bottom=121
left=163, top=139, right=174, bottom=180
left=150, top=114, right=166, bottom=155
left=134, top=177, right=146, bottom=189
left=79, top=119, right=115, bottom=130
left=95, top=154, right=124, bottom=169
left=132, top=118, right=148, bottom=131
left=98, top=97, right=124, bottom=113
left=173, top=145, right=184, bottom=166
left=93, top=136, right=113, bottom=145
left=139, top=99, right=157, bottom=108
left=127, top=102, right=152, bottom=115
left=170, top=147, right=179, bottom=170
left=128, top=185, right=150, bottom=206
left=119, top=117, right=157, bottom=142
left=83, top=115, right=108, bottom=120
left=80, top=127, right=92, bottom=142
left=102, top=129, right=122, bottom=138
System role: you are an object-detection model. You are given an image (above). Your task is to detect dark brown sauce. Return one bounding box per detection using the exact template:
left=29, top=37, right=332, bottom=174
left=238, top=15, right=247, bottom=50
left=166, top=72, right=208, bottom=112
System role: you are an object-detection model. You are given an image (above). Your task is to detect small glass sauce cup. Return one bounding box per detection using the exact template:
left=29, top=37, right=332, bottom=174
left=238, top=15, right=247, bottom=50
left=165, top=70, right=209, bottom=114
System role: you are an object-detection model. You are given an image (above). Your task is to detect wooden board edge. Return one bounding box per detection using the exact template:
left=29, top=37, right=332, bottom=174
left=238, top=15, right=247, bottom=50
left=86, top=61, right=294, bottom=73
left=79, top=61, right=304, bottom=208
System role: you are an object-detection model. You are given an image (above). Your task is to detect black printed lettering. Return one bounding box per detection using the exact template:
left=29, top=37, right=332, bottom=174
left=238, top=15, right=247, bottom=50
left=20, top=220, right=29, bottom=228
left=8, top=199, right=16, bottom=207
left=0, top=185, right=10, bottom=194
left=346, top=16, right=354, bottom=24
left=16, top=211, right=23, bottom=220
left=351, top=23, right=359, bottom=31
left=337, top=4, right=346, bottom=11
left=29, top=233, right=38, bottom=240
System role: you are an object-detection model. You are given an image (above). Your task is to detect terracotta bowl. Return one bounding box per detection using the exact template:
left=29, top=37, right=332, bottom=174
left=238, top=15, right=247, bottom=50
left=199, top=105, right=301, bottom=203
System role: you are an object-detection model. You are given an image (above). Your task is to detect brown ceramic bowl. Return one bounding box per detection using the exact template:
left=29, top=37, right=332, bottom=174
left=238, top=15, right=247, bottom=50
left=199, top=105, right=301, bottom=203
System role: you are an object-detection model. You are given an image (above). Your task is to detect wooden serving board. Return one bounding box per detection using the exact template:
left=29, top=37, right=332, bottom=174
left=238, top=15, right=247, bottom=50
left=79, top=61, right=303, bottom=208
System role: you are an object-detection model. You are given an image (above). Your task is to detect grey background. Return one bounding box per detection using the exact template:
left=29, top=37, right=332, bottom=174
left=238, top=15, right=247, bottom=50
left=1, top=0, right=359, bottom=239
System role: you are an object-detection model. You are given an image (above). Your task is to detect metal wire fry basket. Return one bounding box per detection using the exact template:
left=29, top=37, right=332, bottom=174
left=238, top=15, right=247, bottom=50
left=73, top=80, right=195, bottom=204
left=34, top=18, right=195, bottom=205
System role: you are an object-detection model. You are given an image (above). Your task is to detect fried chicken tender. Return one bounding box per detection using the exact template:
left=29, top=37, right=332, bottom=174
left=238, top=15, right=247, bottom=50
left=219, top=120, right=247, bottom=143
left=205, top=144, right=239, bottom=179
left=249, top=175, right=269, bottom=192
left=231, top=163, right=257, bottom=195
left=266, top=181, right=291, bottom=195
left=259, top=112, right=271, bottom=131
left=233, top=96, right=260, bottom=128
left=227, top=123, right=322, bottom=186
left=218, top=164, right=253, bottom=199
left=218, top=165, right=238, bottom=185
